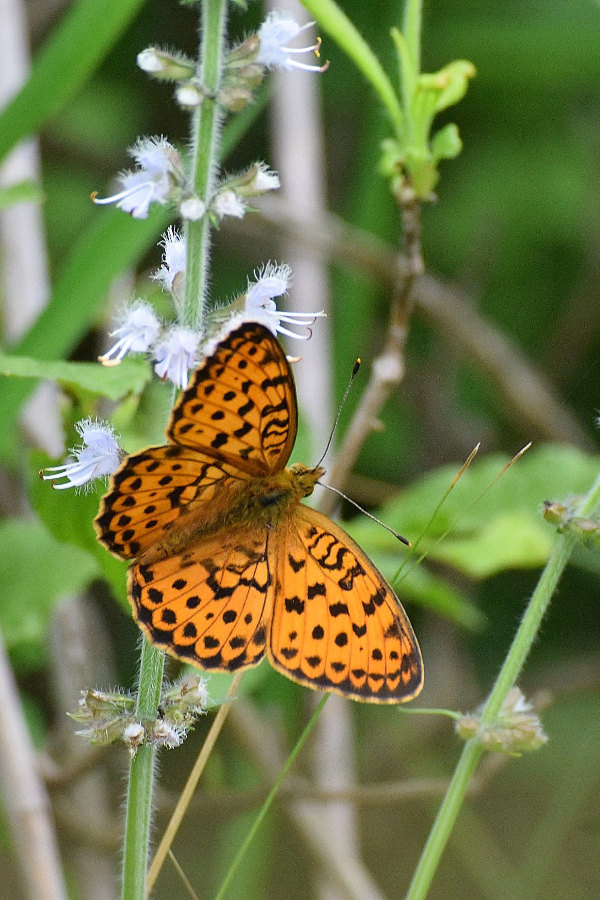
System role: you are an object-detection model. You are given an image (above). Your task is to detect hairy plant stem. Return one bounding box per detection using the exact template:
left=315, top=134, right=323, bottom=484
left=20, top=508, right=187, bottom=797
left=406, top=468, right=600, bottom=900
left=122, top=641, right=165, bottom=900
left=183, top=0, right=228, bottom=330
left=120, top=2, right=229, bottom=897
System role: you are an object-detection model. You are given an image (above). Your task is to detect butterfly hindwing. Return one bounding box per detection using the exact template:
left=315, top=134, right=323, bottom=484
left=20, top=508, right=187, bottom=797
left=168, top=322, right=298, bottom=476
left=269, top=507, right=423, bottom=703
left=130, top=527, right=274, bottom=671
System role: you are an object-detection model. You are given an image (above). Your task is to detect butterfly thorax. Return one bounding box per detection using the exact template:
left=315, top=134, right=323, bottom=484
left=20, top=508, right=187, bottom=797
left=137, top=462, right=325, bottom=565
left=286, top=462, right=325, bottom=498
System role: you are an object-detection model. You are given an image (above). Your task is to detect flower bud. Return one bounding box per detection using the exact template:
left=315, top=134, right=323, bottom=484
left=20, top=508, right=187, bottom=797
left=137, top=47, right=195, bottom=81
left=175, top=83, right=203, bottom=108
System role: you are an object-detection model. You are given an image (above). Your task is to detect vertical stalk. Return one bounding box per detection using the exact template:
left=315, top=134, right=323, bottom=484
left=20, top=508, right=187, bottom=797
left=182, top=0, right=229, bottom=330
left=402, top=0, right=422, bottom=80
left=406, top=470, right=600, bottom=899
left=121, top=641, right=165, bottom=900
left=120, top=2, right=230, bottom=897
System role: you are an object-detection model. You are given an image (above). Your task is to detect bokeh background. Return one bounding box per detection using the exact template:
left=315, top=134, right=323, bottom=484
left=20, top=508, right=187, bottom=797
left=1, top=1, right=600, bottom=898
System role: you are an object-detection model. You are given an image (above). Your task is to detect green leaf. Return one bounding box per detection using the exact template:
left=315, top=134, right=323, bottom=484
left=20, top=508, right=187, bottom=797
left=432, top=510, right=553, bottom=578
left=0, top=355, right=151, bottom=400
left=0, top=206, right=168, bottom=463
left=395, top=562, right=486, bottom=631
left=429, top=60, right=477, bottom=114
left=0, top=518, right=98, bottom=650
left=431, top=123, right=462, bottom=164
left=381, top=445, right=600, bottom=580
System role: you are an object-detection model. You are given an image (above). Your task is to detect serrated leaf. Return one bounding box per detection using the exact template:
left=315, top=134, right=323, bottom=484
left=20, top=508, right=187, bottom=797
left=0, top=354, right=151, bottom=400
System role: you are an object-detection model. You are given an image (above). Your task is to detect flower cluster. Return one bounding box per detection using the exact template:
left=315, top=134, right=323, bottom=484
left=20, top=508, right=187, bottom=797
left=45, top=12, right=327, bottom=494
left=93, top=13, right=325, bottom=222
left=97, top=225, right=323, bottom=386
left=456, top=687, right=548, bottom=755
left=70, top=675, right=210, bottom=757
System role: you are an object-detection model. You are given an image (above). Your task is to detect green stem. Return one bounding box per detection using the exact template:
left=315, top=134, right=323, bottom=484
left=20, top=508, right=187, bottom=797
left=300, top=0, right=404, bottom=134
left=406, top=468, right=600, bottom=900
left=183, top=0, right=229, bottom=330
left=403, top=0, right=422, bottom=80
left=399, top=0, right=422, bottom=114
left=121, top=2, right=230, bottom=896
left=121, top=641, right=165, bottom=900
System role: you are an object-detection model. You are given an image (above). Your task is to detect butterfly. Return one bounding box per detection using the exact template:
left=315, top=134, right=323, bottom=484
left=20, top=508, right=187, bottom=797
left=95, top=321, right=423, bottom=703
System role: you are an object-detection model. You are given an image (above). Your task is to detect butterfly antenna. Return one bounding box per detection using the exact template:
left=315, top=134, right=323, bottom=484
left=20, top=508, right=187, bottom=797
left=402, top=441, right=532, bottom=581
left=318, top=481, right=410, bottom=546
left=315, top=358, right=361, bottom=469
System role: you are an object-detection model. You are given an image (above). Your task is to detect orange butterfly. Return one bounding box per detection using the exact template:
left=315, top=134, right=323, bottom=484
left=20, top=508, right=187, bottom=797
left=95, top=322, right=423, bottom=703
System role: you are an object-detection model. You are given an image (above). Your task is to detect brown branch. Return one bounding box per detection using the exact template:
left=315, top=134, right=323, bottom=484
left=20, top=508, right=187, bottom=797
left=317, top=197, right=425, bottom=515
left=234, top=197, right=591, bottom=459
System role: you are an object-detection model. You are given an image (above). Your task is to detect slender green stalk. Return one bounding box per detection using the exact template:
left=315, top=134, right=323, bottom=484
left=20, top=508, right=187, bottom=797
left=121, top=2, right=230, bottom=896
left=183, top=0, right=228, bottom=330
left=121, top=641, right=165, bottom=900
left=398, top=0, right=422, bottom=115
left=406, top=469, right=600, bottom=899
left=300, top=0, right=404, bottom=133
left=146, top=672, right=244, bottom=893
left=214, top=696, right=329, bottom=900
left=402, top=0, right=422, bottom=79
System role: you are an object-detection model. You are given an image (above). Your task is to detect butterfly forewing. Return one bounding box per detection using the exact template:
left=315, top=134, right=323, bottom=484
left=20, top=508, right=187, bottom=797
left=95, top=447, right=243, bottom=559
left=269, top=507, right=423, bottom=703
left=168, top=322, right=297, bottom=475
left=95, top=322, right=297, bottom=560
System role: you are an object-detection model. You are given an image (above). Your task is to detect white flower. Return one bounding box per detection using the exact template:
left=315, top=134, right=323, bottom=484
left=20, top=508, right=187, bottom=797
left=136, top=48, right=164, bottom=74
left=179, top=195, right=206, bottom=220
left=41, top=419, right=121, bottom=490
left=250, top=164, right=280, bottom=193
left=154, top=327, right=199, bottom=388
left=213, top=189, right=246, bottom=220
left=152, top=227, right=186, bottom=293
left=92, top=137, right=182, bottom=219
left=149, top=720, right=185, bottom=749
left=137, top=47, right=195, bottom=80
left=257, top=12, right=328, bottom=73
left=99, top=302, right=161, bottom=364
left=244, top=263, right=325, bottom=338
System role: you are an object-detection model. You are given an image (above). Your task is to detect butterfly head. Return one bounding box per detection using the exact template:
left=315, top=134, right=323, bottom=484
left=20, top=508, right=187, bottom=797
left=287, top=462, right=325, bottom=499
